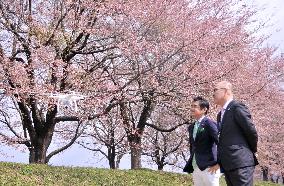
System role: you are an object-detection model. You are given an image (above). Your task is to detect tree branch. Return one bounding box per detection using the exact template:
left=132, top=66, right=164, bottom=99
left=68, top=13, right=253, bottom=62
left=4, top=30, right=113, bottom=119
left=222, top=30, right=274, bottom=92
left=54, top=116, right=80, bottom=123
left=78, top=142, right=108, bottom=158
left=45, top=121, right=82, bottom=163
left=145, top=121, right=189, bottom=132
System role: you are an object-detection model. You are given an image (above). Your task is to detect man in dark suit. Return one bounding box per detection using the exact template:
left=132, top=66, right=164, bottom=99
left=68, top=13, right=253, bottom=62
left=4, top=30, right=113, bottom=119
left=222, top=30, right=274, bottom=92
left=212, top=81, right=258, bottom=186
left=183, top=96, right=220, bottom=186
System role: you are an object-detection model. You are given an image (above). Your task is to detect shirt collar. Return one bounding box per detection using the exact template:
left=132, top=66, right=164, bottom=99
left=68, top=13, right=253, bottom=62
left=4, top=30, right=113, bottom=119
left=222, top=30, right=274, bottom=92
left=223, top=98, right=233, bottom=110
left=197, top=115, right=205, bottom=123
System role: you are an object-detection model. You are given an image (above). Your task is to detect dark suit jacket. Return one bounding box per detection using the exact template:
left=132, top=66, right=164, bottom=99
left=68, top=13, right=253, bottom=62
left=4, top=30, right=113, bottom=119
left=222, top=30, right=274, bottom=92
left=217, top=100, right=258, bottom=171
left=183, top=117, right=219, bottom=173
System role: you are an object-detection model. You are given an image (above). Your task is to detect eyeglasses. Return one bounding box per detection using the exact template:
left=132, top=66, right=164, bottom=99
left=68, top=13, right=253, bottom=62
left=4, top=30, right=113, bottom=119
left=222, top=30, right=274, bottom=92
left=213, top=88, right=227, bottom=92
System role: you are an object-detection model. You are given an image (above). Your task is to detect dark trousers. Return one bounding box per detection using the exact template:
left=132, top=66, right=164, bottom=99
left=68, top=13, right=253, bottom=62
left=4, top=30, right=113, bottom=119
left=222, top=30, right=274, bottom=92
left=224, top=166, right=255, bottom=186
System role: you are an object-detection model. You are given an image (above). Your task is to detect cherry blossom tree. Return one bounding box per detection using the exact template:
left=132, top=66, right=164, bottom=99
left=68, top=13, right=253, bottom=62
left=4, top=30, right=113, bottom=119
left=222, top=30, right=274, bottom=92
left=0, top=0, right=283, bottom=173
left=142, top=120, right=187, bottom=170
left=108, top=0, right=282, bottom=169
left=0, top=0, right=120, bottom=163
left=78, top=108, right=128, bottom=169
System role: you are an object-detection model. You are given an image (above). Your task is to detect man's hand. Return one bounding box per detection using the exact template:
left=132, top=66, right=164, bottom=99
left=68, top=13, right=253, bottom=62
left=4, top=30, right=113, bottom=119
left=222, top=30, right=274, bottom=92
left=208, top=164, right=220, bottom=174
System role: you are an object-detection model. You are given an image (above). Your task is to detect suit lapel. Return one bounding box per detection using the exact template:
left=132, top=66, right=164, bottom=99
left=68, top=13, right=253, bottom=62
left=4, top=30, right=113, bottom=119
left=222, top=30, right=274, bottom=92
left=188, top=124, right=194, bottom=143
left=220, top=100, right=236, bottom=132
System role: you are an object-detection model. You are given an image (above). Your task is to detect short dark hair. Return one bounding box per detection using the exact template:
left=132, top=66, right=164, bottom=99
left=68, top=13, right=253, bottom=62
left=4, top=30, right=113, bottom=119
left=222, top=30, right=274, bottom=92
left=193, top=96, right=209, bottom=114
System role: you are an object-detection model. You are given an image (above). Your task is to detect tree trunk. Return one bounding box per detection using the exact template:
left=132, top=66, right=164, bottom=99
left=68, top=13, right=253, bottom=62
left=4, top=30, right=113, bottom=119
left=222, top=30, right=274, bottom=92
left=29, top=137, right=48, bottom=163
left=108, top=157, right=115, bottom=169
left=108, top=145, right=116, bottom=169
left=115, top=154, right=124, bottom=169
left=262, top=166, right=269, bottom=181
left=119, top=91, right=154, bottom=170
left=29, top=146, right=47, bottom=163
left=18, top=99, right=56, bottom=164
left=275, top=175, right=279, bottom=183
left=130, top=136, right=142, bottom=169
left=27, top=121, right=55, bottom=164
left=157, top=156, right=165, bottom=170
left=270, top=174, right=275, bottom=183
left=157, top=163, right=164, bottom=170
left=131, top=145, right=142, bottom=169
left=108, top=126, right=116, bottom=169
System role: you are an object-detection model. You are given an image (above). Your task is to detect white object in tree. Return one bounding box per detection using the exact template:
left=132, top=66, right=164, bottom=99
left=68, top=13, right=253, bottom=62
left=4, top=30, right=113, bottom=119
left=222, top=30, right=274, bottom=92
left=0, top=89, right=5, bottom=94
left=47, top=92, right=86, bottom=113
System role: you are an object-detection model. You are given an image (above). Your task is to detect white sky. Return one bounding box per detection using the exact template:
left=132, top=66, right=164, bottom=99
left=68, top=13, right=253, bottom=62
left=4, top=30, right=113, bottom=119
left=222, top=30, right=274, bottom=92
left=1, top=0, right=284, bottom=169
left=252, top=0, right=284, bottom=53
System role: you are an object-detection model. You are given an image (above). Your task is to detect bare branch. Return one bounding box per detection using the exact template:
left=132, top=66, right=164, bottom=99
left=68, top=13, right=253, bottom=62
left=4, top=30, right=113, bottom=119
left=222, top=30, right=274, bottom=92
left=54, top=116, right=80, bottom=123
left=45, top=121, right=83, bottom=163
left=78, top=142, right=108, bottom=158
left=0, top=110, right=22, bottom=139
left=145, top=122, right=189, bottom=132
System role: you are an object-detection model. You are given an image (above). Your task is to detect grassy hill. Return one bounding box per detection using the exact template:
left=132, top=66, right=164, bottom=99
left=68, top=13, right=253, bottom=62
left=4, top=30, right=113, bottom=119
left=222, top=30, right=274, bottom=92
left=0, top=162, right=280, bottom=186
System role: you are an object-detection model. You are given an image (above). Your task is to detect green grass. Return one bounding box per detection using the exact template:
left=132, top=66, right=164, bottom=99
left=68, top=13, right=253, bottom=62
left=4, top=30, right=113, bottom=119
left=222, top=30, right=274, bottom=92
left=0, top=162, right=280, bottom=186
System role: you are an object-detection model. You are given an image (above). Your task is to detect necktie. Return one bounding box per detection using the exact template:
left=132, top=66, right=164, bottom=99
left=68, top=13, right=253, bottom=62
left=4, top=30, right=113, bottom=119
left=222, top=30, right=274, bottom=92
left=221, top=108, right=226, bottom=122
left=193, top=121, right=200, bottom=140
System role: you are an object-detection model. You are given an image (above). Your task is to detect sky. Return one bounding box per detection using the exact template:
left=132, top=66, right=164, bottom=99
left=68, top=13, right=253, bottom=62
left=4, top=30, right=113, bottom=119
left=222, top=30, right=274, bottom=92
left=252, top=0, right=284, bottom=53
left=1, top=0, right=284, bottom=170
